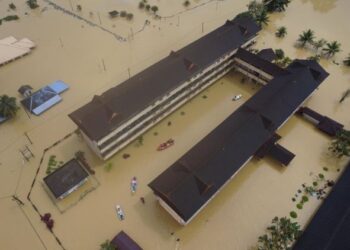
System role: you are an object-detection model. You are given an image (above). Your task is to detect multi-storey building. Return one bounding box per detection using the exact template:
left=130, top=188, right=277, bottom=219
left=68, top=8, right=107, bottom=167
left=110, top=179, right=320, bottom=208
left=149, top=59, right=329, bottom=225
left=69, top=15, right=260, bottom=160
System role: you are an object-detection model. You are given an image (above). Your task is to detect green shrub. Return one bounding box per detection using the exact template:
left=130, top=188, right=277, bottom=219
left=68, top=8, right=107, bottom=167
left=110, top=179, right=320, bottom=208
left=290, top=211, right=297, bottom=218
left=302, top=195, right=309, bottom=202
left=139, top=2, right=145, bottom=9
left=126, top=13, right=134, bottom=20
left=9, top=3, right=16, bottom=10
left=323, top=167, right=328, bottom=171
left=296, top=203, right=303, bottom=209
left=26, top=0, right=39, bottom=9
left=104, top=162, right=113, bottom=172
left=257, top=216, right=301, bottom=250
left=2, top=15, right=19, bottom=21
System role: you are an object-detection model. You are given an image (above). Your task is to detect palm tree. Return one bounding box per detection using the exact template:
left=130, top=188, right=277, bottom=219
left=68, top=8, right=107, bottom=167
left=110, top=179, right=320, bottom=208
left=255, top=9, right=269, bottom=27
left=343, top=54, right=350, bottom=66
left=275, top=26, right=287, bottom=38
left=323, top=41, right=341, bottom=57
left=263, top=0, right=291, bottom=12
left=297, top=29, right=315, bottom=47
left=312, top=38, right=327, bottom=52
left=0, top=95, right=19, bottom=118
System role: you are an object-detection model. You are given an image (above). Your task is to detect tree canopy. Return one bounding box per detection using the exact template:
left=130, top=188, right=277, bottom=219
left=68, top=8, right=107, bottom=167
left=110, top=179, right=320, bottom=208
left=329, top=129, right=350, bottom=158
left=258, top=216, right=302, bottom=250
left=0, top=95, right=20, bottom=118
left=263, top=0, right=291, bottom=12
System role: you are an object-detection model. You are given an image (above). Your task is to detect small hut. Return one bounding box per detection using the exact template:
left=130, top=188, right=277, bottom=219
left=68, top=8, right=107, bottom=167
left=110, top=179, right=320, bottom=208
left=43, top=159, right=89, bottom=200
left=111, top=231, right=143, bottom=250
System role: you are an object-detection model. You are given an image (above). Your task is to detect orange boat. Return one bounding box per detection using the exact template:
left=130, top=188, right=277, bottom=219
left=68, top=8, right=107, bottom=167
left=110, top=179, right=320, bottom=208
left=157, top=139, right=174, bottom=151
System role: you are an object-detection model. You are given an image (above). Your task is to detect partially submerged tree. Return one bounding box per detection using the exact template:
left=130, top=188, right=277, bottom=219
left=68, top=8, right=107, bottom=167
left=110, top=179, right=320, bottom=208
left=313, top=38, right=327, bottom=52
left=323, top=41, right=341, bottom=58
left=263, top=0, right=291, bottom=12
left=9, top=3, right=16, bottom=10
left=329, top=129, right=350, bottom=158
left=344, top=54, right=350, bottom=66
left=120, top=11, right=127, bottom=17
left=183, top=0, right=190, bottom=7
left=26, top=0, right=39, bottom=9
left=109, top=10, right=119, bottom=18
left=126, top=13, right=134, bottom=20
left=307, top=54, right=321, bottom=62
left=2, top=15, right=19, bottom=21
left=100, top=240, right=116, bottom=250
left=275, top=49, right=285, bottom=60
left=0, top=95, right=20, bottom=118
left=151, top=5, right=159, bottom=13
left=297, top=29, right=315, bottom=47
left=275, top=26, right=287, bottom=38
left=247, top=1, right=270, bottom=27
left=258, top=216, right=302, bottom=250
left=139, top=2, right=145, bottom=9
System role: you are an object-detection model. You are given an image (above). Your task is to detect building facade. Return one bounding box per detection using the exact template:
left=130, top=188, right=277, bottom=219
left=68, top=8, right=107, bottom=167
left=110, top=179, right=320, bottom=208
left=69, top=16, right=261, bottom=160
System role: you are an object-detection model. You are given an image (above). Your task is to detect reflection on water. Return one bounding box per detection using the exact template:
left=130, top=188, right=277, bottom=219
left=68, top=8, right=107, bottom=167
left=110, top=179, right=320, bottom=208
left=300, top=0, right=338, bottom=12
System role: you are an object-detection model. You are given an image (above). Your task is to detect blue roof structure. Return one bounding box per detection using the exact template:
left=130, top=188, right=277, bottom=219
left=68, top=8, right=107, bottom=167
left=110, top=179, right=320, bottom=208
left=21, top=81, right=69, bottom=115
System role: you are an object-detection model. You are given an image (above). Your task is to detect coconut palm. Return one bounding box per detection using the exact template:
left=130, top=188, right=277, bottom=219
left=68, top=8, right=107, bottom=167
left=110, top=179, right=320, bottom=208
left=275, top=26, right=287, bottom=38
left=0, top=95, right=19, bottom=118
left=263, top=0, right=291, bottom=12
left=297, top=29, right=315, bottom=47
left=255, top=9, right=269, bottom=27
left=343, top=54, right=350, bottom=66
left=312, top=38, right=327, bottom=52
left=323, top=41, right=341, bottom=57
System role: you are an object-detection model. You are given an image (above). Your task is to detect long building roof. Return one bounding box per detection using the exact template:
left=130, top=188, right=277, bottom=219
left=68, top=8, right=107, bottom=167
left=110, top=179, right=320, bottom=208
left=235, top=48, right=288, bottom=77
left=148, top=60, right=328, bottom=223
left=69, top=16, right=260, bottom=141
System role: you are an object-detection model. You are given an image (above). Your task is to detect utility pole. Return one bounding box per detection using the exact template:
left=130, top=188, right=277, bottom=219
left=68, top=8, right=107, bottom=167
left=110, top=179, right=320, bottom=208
left=201, top=22, right=204, bottom=33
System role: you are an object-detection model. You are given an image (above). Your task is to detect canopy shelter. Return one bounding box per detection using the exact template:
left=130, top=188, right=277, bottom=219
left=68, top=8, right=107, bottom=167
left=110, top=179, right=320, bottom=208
left=21, top=81, right=69, bottom=115
left=43, top=159, right=89, bottom=200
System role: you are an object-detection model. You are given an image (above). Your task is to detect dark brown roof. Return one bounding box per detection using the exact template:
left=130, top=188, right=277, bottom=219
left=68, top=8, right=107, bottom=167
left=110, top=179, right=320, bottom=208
left=257, top=48, right=276, bottom=62
left=69, top=15, right=260, bottom=141
left=43, top=159, right=89, bottom=199
left=149, top=60, right=328, bottom=223
left=111, top=231, right=143, bottom=250
left=235, top=48, right=288, bottom=76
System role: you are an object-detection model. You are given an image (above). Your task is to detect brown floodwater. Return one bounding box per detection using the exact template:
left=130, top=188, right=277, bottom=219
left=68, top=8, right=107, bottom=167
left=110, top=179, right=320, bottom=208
left=0, top=0, right=349, bottom=249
